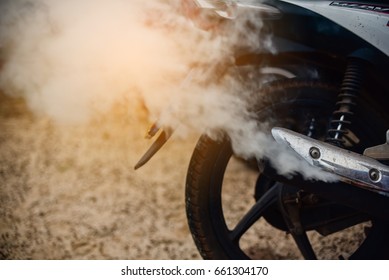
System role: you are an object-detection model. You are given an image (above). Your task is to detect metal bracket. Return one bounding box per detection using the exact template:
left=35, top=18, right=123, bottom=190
left=364, top=130, right=389, bottom=160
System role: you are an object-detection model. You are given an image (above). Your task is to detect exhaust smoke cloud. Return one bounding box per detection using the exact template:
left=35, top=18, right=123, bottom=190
left=0, top=0, right=335, bottom=181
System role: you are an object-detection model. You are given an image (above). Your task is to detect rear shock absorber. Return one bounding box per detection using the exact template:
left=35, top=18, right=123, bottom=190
left=326, top=58, right=366, bottom=146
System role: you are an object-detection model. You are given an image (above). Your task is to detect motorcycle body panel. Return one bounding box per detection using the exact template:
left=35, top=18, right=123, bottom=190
left=279, top=0, right=389, bottom=56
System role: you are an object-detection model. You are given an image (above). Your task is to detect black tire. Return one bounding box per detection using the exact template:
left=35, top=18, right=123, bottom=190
left=185, top=78, right=389, bottom=259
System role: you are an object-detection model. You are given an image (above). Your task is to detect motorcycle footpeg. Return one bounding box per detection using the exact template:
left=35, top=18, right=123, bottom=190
left=271, top=127, right=389, bottom=196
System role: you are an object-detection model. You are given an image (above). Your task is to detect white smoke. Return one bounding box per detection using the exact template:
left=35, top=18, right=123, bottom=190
left=0, top=0, right=188, bottom=122
left=0, top=0, right=335, bottom=181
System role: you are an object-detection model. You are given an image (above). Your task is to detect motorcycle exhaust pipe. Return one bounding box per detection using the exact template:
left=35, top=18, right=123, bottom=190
left=269, top=127, right=389, bottom=221
left=272, top=127, right=389, bottom=195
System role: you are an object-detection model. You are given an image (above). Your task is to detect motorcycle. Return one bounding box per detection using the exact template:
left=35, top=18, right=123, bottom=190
left=136, top=0, right=389, bottom=259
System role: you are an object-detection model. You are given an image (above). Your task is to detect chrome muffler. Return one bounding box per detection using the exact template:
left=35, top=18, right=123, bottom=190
left=271, top=127, right=389, bottom=196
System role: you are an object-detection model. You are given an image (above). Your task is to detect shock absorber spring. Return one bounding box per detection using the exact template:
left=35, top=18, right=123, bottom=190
left=326, top=58, right=366, bottom=146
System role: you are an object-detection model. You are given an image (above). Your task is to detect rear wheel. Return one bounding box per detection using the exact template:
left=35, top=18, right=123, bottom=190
left=185, top=78, right=389, bottom=259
